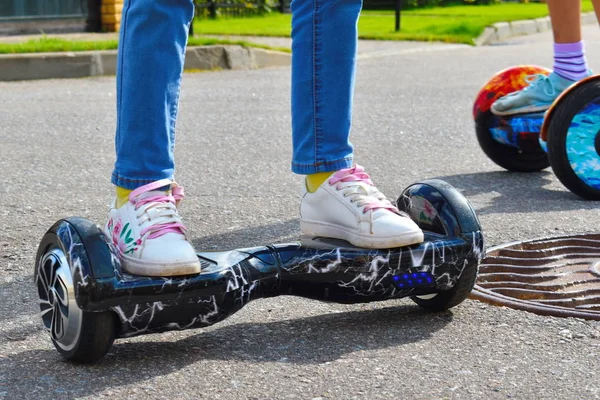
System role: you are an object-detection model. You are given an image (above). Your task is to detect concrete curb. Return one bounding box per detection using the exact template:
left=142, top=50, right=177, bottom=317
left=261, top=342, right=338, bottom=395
left=474, top=11, right=598, bottom=46
left=2, top=11, right=597, bottom=81
left=0, top=45, right=291, bottom=81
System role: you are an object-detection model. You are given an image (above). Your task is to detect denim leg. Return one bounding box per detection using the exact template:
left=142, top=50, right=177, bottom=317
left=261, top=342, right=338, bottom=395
left=290, top=0, right=362, bottom=175
left=112, top=0, right=194, bottom=190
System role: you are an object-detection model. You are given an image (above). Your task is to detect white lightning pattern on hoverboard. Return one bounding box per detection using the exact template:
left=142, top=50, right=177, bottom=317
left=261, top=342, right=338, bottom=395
left=226, top=263, right=249, bottom=292
left=60, top=224, right=90, bottom=288
left=113, top=301, right=165, bottom=337
left=113, top=261, right=259, bottom=334
left=197, top=295, right=220, bottom=324
left=307, top=248, right=344, bottom=273
left=338, top=253, right=391, bottom=292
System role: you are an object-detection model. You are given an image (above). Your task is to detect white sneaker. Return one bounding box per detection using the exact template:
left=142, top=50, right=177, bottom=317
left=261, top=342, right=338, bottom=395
left=105, top=179, right=201, bottom=276
left=300, top=165, right=424, bottom=249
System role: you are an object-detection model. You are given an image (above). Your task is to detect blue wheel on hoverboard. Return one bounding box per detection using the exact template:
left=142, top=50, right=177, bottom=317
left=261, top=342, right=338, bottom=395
left=543, top=76, right=600, bottom=200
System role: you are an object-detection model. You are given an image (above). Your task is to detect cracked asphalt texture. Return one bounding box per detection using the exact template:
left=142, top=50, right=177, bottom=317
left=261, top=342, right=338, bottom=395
left=1, top=25, right=600, bottom=400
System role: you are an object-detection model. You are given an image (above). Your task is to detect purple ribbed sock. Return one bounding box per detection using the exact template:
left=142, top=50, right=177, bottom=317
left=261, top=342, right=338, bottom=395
left=553, top=41, right=589, bottom=81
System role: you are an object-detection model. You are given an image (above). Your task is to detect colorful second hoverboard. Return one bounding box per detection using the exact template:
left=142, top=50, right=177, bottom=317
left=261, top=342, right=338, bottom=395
left=474, top=65, right=600, bottom=200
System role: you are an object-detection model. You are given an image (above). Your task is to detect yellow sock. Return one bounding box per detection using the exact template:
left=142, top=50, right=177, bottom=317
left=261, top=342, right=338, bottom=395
left=115, top=186, right=133, bottom=209
left=306, top=171, right=335, bottom=193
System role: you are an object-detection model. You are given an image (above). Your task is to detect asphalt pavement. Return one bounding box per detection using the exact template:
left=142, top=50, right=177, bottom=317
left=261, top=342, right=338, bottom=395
left=1, top=26, right=600, bottom=400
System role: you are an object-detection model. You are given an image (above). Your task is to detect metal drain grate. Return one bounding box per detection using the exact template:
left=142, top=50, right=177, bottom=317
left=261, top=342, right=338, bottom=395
left=470, top=234, right=600, bottom=320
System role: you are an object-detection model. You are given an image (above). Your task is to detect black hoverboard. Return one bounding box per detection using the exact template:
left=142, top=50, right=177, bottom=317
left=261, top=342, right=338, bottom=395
left=34, top=179, right=484, bottom=363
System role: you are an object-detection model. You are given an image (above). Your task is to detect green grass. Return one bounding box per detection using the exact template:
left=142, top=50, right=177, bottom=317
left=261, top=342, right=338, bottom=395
left=0, top=1, right=595, bottom=53
left=0, top=37, right=117, bottom=54
left=194, top=1, right=596, bottom=44
left=0, top=35, right=289, bottom=54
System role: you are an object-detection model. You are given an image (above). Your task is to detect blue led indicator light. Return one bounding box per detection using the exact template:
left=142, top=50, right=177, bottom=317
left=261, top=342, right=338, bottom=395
left=394, top=272, right=434, bottom=288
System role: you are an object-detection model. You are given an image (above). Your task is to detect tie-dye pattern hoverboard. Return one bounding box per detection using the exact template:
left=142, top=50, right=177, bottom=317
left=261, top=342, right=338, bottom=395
left=474, top=65, right=600, bottom=200
left=35, top=180, right=484, bottom=363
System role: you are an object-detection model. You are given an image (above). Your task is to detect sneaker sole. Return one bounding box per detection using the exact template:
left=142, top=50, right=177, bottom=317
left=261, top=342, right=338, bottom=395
left=300, top=221, right=424, bottom=249
left=121, top=257, right=201, bottom=277
left=490, top=103, right=550, bottom=117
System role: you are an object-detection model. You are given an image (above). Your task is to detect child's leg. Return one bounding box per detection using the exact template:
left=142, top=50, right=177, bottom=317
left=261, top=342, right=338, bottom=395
left=113, top=0, right=193, bottom=190
left=106, top=0, right=200, bottom=276
left=592, top=0, right=600, bottom=23
left=491, top=0, right=590, bottom=116
left=547, top=0, right=582, bottom=43
left=547, top=0, right=589, bottom=81
left=289, top=0, right=360, bottom=175
left=290, top=0, right=423, bottom=249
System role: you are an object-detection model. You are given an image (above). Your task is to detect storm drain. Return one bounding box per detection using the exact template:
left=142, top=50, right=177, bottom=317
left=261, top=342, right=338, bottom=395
left=470, top=234, right=600, bottom=320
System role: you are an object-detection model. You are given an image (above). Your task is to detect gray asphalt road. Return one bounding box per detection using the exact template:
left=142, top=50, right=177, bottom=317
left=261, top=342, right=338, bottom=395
left=2, top=26, right=600, bottom=400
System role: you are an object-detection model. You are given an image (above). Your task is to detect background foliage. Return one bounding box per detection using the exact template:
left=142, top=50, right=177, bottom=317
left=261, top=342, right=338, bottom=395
left=193, top=0, right=513, bottom=18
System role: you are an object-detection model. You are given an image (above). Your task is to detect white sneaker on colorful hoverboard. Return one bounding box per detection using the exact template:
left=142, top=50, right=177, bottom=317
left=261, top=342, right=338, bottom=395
left=105, top=179, right=201, bottom=276
left=491, top=71, right=580, bottom=116
left=300, top=165, right=424, bottom=249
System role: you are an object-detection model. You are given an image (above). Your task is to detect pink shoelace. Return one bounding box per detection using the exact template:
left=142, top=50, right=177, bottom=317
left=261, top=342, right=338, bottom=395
left=129, top=179, right=186, bottom=240
left=328, top=165, right=400, bottom=214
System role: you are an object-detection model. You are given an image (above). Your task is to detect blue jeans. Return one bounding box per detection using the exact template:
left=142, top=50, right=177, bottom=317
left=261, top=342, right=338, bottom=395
left=112, top=0, right=360, bottom=189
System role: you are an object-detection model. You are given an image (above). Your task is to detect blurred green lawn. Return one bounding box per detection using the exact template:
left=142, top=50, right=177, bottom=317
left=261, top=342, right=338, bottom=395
left=0, top=1, right=595, bottom=53
left=0, top=36, right=289, bottom=54
left=194, top=1, right=595, bottom=44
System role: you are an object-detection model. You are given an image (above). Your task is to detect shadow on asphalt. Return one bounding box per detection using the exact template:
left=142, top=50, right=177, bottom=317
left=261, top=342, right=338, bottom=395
left=4, top=305, right=453, bottom=399
left=434, top=170, right=596, bottom=215
left=113, top=305, right=452, bottom=364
